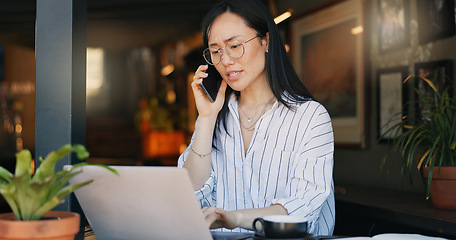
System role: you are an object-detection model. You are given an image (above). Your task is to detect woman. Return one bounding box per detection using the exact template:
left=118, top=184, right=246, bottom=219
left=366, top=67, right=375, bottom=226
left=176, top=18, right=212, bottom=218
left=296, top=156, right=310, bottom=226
left=178, top=0, right=335, bottom=235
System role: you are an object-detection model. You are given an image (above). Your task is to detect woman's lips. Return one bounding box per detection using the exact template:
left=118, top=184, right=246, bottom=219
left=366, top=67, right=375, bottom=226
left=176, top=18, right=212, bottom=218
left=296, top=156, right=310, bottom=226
left=226, top=71, right=241, bottom=81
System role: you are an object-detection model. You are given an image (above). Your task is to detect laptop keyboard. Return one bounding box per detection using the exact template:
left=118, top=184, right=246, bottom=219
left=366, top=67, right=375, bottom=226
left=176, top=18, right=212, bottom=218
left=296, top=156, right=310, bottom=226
left=74, top=226, right=97, bottom=240
left=211, top=232, right=254, bottom=240
left=76, top=225, right=256, bottom=240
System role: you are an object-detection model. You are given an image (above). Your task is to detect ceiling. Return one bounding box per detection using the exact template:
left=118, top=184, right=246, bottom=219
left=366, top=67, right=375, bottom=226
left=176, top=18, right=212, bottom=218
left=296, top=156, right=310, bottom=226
left=85, top=0, right=218, bottom=48
left=0, top=0, right=218, bottom=49
left=0, top=0, right=276, bottom=49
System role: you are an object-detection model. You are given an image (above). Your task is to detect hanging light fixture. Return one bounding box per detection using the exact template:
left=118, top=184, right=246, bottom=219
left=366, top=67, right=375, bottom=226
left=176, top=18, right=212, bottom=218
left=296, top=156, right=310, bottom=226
left=274, top=9, right=293, bottom=24
left=161, top=64, right=175, bottom=77
left=351, top=25, right=364, bottom=35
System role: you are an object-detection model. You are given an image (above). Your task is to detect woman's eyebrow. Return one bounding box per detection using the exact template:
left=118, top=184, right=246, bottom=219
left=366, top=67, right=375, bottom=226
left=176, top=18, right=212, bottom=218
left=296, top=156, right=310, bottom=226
left=208, top=35, right=241, bottom=47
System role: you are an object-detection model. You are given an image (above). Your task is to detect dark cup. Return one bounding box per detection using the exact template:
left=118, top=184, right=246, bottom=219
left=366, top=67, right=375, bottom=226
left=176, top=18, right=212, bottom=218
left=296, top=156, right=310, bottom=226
left=253, top=215, right=308, bottom=239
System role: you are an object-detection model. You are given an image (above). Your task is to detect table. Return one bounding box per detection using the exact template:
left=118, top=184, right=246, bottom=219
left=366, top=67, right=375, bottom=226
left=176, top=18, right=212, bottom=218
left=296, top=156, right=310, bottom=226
left=76, top=226, right=339, bottom=240
left=334, top=184, right=456, bottom=238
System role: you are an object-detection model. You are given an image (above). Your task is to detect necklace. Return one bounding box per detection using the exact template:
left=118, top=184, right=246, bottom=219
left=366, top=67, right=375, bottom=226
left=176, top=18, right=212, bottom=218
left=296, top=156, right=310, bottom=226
left=239, top=96, right=275, bottom=131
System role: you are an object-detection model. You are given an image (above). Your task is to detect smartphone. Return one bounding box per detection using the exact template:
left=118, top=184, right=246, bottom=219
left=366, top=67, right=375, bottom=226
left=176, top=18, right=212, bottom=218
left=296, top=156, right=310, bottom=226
left=200, top=65, right=222, bottom=102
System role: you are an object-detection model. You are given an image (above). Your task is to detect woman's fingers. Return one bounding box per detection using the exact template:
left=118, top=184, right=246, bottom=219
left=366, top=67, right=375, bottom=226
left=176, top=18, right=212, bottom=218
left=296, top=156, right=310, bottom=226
left=201, top=207, right=237, bottom=229
left=192, top=65, right=209, bottom=84
left=202, top=206, right=217, bottom=216
left=191, top=65, right=209, bottom=97
left=202, top=207, right=219, bottom=228
left=214, top=209, right=237, bottom=229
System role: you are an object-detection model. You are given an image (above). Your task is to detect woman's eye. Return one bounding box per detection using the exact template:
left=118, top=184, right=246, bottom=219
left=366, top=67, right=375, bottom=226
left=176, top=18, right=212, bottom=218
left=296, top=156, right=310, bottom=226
left=230, top=44, right=241, bottom=49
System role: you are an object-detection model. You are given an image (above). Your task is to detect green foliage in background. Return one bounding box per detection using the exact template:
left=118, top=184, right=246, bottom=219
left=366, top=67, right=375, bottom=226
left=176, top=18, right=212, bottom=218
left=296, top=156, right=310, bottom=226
left=135, top=91, right=187, bottom=132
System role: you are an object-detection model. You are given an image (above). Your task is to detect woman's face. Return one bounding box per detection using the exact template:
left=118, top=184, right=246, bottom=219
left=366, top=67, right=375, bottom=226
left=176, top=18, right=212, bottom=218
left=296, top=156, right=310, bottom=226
left=207, top=12, right=268, bottom=92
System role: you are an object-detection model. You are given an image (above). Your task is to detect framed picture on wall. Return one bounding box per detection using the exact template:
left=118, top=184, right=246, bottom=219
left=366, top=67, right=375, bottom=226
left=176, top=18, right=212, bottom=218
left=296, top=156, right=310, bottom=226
left=414, top=60, right=453, bottom=115
left=291, top=0, right=366, bottom=148
left=377, top=67, right=409, bottom=143
left=378, top=0, right=410, bottom=54
left=0, top=45, right=4, bottom=82
left=416, top=0, right=456, bottom=44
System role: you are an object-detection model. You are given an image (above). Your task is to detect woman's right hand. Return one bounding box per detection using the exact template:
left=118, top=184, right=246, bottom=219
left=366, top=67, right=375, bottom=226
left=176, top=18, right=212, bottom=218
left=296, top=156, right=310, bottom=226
left=191, top=64, right=227, bottom=118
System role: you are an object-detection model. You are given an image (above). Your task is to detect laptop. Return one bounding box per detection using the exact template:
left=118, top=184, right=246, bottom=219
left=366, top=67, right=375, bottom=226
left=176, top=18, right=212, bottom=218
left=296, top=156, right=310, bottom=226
left=68, top=165, right=214, bottom=240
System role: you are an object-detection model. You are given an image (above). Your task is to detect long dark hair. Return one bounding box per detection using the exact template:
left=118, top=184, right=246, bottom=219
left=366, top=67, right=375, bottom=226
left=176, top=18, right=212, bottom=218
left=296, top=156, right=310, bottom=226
left=202, top=0, right=313, bottom=142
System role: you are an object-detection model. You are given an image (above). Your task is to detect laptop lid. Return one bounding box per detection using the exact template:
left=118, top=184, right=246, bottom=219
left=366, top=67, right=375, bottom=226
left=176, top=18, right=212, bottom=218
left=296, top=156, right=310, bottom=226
left=67, top=165, right=213, bottom=240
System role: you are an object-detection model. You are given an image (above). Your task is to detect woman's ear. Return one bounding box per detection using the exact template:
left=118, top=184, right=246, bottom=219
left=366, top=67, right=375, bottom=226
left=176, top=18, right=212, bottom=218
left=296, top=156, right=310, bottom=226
left=263, top=32, right=270, bottom=52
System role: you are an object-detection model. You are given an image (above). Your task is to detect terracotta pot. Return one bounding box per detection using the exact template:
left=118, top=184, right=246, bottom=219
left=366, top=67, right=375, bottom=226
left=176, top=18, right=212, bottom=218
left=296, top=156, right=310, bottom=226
left=0, top=211, right=80, bottom=240
left=423, top=166, right=456, bottom=210
left=142, top=130, right=185, bottom=157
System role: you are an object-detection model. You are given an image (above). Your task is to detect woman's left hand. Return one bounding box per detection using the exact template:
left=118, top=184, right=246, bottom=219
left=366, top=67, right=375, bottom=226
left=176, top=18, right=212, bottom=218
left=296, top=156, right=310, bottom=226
left=202, top=206, right=238, bottom=229
left=201, top=204, right=287, bottom=230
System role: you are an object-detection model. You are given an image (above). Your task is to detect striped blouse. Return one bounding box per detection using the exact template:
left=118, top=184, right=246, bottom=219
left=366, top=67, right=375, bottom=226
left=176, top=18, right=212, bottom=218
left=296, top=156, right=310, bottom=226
left=178, top=94, right=335, bottom=235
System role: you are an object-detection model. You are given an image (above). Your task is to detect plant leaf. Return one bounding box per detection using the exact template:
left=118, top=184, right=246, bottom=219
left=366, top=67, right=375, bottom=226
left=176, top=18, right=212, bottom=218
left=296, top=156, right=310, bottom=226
left=46, top=170, right=82, bottom=201
left=14, top=150, right=32, bottom=178
left=0, top=166, right=12, bottom=184
left=417, top=150, right=430, bottom=170
left=10, top=173, right=32, bottom=220
left=32, top=144, right=71, bottom=181
left=420, top=76, right=438, bottom=93
left=0, top=184, right=20, bottom=219
left=30, top=197, right=61, bottom=221
left=70, top=162, right=119, bottom=176
left=32, top=144, right=90, bottom=181
left=55, top=179, right=93, bottom=200
left=73, top=144, right=90, bottom=159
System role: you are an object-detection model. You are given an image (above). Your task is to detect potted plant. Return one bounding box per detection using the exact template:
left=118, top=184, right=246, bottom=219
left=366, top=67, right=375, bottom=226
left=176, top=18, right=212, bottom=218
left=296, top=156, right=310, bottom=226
left=0, top=144, right=117, bottom=239
left=382, top=75, right=456, bottom=209
left=135, top=92, right=187, bottom=158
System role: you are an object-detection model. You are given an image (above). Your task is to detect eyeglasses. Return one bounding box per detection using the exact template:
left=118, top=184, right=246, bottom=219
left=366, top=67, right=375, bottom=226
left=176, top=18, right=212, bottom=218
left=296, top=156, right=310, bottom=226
left=203, top=36, right=258, bottom=65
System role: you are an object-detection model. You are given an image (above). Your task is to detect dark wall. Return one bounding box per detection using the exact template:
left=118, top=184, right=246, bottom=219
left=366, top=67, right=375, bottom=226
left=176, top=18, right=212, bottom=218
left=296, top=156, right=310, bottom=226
left=278, top=0, right=456, bottom=193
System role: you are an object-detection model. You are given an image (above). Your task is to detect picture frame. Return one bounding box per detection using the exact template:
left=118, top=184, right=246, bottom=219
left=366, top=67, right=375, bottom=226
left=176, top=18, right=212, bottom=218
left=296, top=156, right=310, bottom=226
left=291, top=0, right=366, bottom=148
left=414, top=60, right=453, bottom=115
left=0, top=45, right=4, bottom=82
left=377, top=67, right=409, bottom=143
left=416, top=0, right=456, bottom=44
left=378, top=0, right=410, bottom=54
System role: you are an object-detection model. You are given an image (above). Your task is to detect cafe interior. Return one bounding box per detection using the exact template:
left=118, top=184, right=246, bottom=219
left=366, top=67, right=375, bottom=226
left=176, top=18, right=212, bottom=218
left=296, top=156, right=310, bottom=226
left=0, top=0, right=455, bottom=239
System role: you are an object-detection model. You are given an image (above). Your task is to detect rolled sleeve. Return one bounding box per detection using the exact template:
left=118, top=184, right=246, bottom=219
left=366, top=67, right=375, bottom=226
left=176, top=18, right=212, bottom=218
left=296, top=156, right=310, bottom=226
left=195, top=174, right=215, bottom=207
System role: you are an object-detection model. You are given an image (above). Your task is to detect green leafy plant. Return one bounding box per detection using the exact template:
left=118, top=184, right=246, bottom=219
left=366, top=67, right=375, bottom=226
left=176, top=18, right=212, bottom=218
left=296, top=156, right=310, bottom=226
left=382, top=75, right=456, bottom=197
left=0, top=144, right=118, bottom=220
left=135, top=92, right=187, bottom=133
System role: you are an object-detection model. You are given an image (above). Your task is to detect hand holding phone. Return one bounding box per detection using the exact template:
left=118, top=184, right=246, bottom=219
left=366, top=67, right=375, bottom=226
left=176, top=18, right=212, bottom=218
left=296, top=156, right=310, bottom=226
left=199, top=65, right=222, bottom=102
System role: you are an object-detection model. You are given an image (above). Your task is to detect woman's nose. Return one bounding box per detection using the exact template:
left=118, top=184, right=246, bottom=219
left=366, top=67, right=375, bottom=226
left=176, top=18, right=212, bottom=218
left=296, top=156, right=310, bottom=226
left=220, top=51, right=234, bottom=66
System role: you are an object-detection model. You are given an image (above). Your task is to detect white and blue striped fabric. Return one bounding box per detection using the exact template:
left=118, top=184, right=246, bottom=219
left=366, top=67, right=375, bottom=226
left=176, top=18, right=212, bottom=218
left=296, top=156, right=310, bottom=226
left=178, top=93, right=335, bottom=235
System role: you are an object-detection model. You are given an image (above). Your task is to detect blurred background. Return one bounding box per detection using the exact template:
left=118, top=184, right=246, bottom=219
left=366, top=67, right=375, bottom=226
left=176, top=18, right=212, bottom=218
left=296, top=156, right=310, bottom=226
left=2, top=0, right=456, bottom=188
left=0, top=0, right=312, bottom=166
left=1, top=0, right=456, bottom=237
left=2, top=0, right=456, bottom=189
